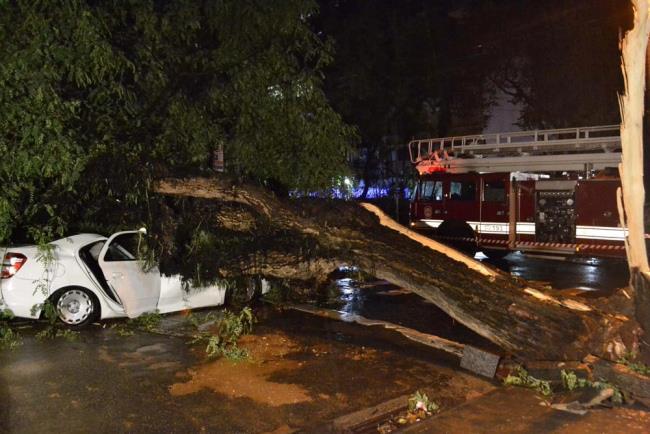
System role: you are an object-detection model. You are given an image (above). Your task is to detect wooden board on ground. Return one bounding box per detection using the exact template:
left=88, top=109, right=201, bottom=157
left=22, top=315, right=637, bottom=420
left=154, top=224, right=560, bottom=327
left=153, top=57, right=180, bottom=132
left=460, top=346, right=501, bottom=378
left=331, top=394, right=409, bottom=432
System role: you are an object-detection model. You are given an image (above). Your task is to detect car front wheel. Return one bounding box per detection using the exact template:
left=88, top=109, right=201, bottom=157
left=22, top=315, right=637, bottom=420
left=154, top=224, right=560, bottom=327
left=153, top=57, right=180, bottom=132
left=54, top=287, right=98, bottom=327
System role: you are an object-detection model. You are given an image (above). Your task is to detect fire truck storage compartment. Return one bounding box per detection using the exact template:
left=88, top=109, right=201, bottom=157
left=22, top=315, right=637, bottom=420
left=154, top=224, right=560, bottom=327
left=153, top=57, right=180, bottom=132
left=534, top=180, right=577, bottom=244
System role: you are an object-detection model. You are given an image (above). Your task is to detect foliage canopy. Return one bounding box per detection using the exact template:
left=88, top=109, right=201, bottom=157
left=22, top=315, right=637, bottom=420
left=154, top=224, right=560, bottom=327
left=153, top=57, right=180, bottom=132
left=0, top=0, right=355, bottom=244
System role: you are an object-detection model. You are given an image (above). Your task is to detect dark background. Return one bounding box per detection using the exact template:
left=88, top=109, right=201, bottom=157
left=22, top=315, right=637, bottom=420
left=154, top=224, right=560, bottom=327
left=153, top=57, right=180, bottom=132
left=315, top=0, right=634, bottom=198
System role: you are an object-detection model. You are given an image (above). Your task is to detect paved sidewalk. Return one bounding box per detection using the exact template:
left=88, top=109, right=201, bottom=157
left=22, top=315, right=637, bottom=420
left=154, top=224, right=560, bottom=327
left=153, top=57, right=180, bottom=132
left=401, top=387, right=650, bottom=433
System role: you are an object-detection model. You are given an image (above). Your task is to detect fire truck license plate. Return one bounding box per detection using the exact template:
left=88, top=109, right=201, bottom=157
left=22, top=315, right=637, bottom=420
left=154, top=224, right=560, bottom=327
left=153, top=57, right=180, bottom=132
left=483, top=224, right=503, bottom=232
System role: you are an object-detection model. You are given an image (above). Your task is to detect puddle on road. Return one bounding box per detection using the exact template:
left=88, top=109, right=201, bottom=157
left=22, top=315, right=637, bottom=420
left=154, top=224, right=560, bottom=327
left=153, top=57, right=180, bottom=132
left=313, top=271, right=499, bottom=352
left=170, top=332, right=313, bottom=406
left=167, top=316, right=494, bottom=432
left=478, top=252, right=629, bottom=293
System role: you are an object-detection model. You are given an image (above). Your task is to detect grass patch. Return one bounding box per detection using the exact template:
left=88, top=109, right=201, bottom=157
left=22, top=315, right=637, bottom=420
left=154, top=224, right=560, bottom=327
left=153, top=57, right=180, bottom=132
left=111, top=323, right=135, bottom=337
left=36, top=327, right=79, bottom=342
left=617, top=352, right=650, bottom=377
left=128, top=311, right=162, bottom=332
left=561, top=370, right=623, bottom=404
left=504, top=366, right=624, bottom=404
left=0, top=309, right=21, bottom=350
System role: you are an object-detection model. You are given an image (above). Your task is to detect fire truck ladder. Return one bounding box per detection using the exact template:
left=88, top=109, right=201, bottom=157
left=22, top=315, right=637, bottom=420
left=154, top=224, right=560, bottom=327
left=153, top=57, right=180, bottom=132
left=408, top=125, right=621, bottom=174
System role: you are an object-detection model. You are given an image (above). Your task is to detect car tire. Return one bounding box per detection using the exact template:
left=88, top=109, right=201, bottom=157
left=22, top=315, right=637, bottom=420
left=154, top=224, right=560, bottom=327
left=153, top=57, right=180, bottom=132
left=51, top=287, right=99, bottom=328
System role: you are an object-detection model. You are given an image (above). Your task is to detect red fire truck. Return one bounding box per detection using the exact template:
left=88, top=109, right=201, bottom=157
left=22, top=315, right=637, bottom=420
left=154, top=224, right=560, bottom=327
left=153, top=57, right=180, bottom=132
left=408, top=125, right=630, bottom=259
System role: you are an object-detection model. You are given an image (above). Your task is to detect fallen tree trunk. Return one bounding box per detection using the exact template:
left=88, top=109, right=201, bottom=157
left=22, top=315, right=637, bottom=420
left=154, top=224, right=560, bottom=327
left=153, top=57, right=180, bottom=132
left=154, top=177, right=640, bottom=361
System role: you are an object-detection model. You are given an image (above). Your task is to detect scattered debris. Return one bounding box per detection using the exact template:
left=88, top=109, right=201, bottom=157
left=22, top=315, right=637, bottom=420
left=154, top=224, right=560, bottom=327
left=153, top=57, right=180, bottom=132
left=190, top=307, right=255, bottom=360
left=551, top=388, right=615, bottom=415
left=586, top=354, right=650, bottom=405
left=515, top=360, right=589, bottom=383
left=35, top=326, right=79, bottom=342
left=373, top=391, right=441, bottom=432
left=503, top=366, right=552, bottom=396
left=561, top=369, right=622, bottom=404
left=34, top=301, right=79, bottom=341
left=408, top=390, right=439, bottom=415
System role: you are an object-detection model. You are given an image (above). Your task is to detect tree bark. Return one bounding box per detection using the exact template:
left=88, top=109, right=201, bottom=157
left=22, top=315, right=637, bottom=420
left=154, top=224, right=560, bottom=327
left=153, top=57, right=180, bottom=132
left=155, top=177, right=640, bottom=362
left=618, top=0, right=650, bottom=333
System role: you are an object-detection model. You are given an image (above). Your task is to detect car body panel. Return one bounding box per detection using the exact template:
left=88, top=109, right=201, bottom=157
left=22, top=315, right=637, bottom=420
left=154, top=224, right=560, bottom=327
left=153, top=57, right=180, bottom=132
left=157, top=276, right=227, bottom=314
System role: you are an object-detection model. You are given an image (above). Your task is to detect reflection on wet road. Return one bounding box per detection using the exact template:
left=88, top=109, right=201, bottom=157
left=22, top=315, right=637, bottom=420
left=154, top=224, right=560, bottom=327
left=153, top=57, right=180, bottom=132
left=313, top=251, right=629, bottom=351
left=317, top=273, right=499, bottom=352
left=335, top=278, right=364, bottom=314
left=477, top=251, right=629, bottom=293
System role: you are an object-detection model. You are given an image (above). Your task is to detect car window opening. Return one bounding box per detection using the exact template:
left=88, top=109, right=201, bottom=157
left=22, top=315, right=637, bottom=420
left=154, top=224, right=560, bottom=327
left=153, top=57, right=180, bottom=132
left=78, top=241, right=118, bottom=303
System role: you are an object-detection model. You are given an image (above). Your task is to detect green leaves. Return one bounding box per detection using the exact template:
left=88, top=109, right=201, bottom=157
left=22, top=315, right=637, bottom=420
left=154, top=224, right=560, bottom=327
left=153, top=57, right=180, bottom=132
left=0, top=0, right=127, bottom=242
left=0, top=0, right=354, bottom=246
left=503, top=366, right=553, bottom=396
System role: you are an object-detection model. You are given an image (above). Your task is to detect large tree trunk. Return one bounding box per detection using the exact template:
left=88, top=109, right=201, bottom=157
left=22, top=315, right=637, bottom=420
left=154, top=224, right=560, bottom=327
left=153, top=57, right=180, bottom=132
left=618, top=0, right=650, bottom=333
left=155, top=177, right=640, bottom=362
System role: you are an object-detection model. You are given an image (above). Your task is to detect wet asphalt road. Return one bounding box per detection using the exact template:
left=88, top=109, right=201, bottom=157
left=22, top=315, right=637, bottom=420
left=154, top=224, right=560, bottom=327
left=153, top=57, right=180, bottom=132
left=0, top=253, right=635, bottom=433
left=0, top=309, right=493, bottom=433
left=0, top=327, right=196, bottom=433
left=478, top=251, right=629, bottom=293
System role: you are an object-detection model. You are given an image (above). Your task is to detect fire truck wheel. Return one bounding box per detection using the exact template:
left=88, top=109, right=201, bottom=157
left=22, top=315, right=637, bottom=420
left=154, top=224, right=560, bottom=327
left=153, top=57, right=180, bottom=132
left=436, top=220, right=477, bottom=256
left=481, top=248, right=511, bottom=260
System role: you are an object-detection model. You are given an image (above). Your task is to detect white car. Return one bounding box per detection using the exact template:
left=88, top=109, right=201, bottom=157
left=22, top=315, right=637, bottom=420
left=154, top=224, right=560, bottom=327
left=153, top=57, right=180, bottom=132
left=0, top=230, right=232, bottom=327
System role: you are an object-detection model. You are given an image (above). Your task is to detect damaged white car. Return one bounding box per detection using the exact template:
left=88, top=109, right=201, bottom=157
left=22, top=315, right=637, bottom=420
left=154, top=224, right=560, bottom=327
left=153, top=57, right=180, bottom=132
left=0, top=230, right=233, bottom=327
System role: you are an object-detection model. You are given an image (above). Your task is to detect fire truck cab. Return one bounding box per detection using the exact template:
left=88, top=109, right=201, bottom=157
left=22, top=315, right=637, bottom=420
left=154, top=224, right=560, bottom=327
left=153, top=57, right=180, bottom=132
left=408, top=125, right=627, bottom=259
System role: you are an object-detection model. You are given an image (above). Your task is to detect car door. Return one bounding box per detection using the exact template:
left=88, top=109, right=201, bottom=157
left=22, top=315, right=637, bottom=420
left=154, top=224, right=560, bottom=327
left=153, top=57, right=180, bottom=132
left=98, top=230, right=161, bottom=318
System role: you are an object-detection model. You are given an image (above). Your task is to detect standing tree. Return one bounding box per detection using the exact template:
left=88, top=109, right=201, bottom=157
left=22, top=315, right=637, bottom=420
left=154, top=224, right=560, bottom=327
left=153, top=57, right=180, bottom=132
left=618, top=0, right=650, bottom=332
left=0, top=0, right=355, bottom=249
